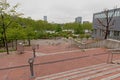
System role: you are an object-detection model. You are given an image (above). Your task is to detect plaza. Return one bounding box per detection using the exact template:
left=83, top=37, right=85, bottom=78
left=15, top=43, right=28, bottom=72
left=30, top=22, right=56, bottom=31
left=0, top=39, right=120, bottom=80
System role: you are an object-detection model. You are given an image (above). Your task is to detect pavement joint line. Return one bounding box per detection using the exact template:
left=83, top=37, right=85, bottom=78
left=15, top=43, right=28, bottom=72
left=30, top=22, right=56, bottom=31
left=37, top=53, right=108, bottom=66
left=35, top=63, right=116, bottom=80
left=0, top=55, right=89, bottom=70
left=36, top=50, right=107, bottom=57
left=79, top=66, right=120, bottom=80
left=0, top=64, right=29, bottom=70
left=41, top=65, right=117, bottom=80
left=36, top=55, right=90, bottom=65
left=0, top=53, right=116, bottom=71
left=36, top=48, right=106, bottom=56
left=93, top=52, right=108, bottom=56
left=35, top=63, right=107, bottom=79
left=36, top=52, right=47, bottom=56
left=50, top=49, right=82, bottom=54
left=101, top=73, right=120, bottom=80
left=36, top=49, right=82, bottom=56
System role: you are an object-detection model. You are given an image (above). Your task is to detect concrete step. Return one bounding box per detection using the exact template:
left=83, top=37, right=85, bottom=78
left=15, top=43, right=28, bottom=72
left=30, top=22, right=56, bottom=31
left=79, top=66, right=120, bottom=80
left=35, top=63, right=106, bottom=80
left=59, top=64, right=119, bottom=80
left=101, top=73, right=120, bottom=80
left=35, top=63, right=119, bottom=80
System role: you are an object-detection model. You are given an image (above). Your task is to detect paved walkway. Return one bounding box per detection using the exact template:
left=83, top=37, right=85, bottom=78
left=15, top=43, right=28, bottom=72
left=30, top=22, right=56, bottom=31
left=0, top=39, right=120, bottom=80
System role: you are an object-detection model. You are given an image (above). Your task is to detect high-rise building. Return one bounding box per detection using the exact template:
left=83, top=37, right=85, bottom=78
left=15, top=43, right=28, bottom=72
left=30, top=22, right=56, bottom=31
left=44, top=16, right=47, bottom=21
left=75, top=17, right=82, bottom=23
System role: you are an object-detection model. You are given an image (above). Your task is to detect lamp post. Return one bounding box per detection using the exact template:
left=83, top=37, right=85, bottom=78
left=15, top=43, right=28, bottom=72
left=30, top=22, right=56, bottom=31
left=28, top=58, right=35, bottom=78
left=32, top=45, right=36, bottom=58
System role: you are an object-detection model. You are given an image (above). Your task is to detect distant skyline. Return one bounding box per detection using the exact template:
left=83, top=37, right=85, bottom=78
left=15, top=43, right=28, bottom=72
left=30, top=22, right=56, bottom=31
left=8, top=0, right=120, bottom=23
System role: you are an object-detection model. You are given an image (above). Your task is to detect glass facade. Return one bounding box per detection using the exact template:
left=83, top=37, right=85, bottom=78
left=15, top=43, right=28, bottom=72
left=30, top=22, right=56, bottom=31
left=93, top=8, right=120, bottom=40
left=114, top=31, right=120, bottom=36
left=94, top=9, right=120, bottom=19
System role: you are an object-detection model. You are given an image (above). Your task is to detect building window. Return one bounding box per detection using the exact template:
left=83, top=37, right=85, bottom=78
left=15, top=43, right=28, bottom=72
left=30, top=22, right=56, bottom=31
left=94, top=29, right=97, bottom=34
left=114, top=31, right=120, bottom=36
left=94, top=9, right=120, bottom=19
left=100, top=29, right=103, bottom=36
left=109, top=31, right=113, bottom=37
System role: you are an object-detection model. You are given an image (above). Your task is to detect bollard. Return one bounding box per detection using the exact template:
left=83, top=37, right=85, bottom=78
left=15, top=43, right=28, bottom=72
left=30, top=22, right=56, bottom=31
left=28, top=58, right=35, bottom=78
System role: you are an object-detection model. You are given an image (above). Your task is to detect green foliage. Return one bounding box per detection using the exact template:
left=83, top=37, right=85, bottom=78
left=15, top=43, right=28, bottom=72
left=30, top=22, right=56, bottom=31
left=7, top=27, right=25, bottom=40
left=82, top=23, right=93, bottom=30
left=55, top=24, right=62, bottom=32
left=24, top=27, right=35, bottom=39
left=0, top=1, right=93, bottom=45
left=64, top=22, right=85, bottom=34
left=63, top=22, right=78, bottom=30
left=5, top=19, right=93, bottom=40
left=74, top=24, right=84, bottom=34
left=0, top=0, right=23, bottom=54
left=79, top=34, right=86, bottom=39
left=85, top=34, right=91, bottom=39
left=0, top=48, right=15, bottom=53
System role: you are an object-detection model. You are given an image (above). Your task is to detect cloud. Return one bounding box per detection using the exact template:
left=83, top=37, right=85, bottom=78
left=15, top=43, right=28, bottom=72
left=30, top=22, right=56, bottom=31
left=8, top=0, right=120, bottom=23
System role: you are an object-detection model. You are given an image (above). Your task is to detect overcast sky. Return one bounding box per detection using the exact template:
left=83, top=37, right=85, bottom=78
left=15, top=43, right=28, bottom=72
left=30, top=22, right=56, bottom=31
left=8, top=0, right=119, bottom=23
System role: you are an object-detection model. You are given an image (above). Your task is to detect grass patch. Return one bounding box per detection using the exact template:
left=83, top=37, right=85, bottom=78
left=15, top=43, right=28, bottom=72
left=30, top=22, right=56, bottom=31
left=0, top=49, right=16, bottom=53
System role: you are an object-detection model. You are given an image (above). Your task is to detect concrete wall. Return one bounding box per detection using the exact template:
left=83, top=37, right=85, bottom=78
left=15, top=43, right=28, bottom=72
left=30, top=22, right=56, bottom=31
left=75, top=39, right=120, bottom=49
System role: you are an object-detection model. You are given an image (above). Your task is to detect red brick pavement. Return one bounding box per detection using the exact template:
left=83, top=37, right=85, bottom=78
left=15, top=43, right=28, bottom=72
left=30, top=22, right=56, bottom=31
left=0, top=44, right=120, bottom=80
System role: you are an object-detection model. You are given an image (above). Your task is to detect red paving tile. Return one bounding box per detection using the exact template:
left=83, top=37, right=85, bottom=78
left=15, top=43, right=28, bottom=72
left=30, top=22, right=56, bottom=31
left=113, top=77, right=120, bottom=80
left=36, top=43, right=79, bottom=54
left=0, top=42, right=120, bottom=80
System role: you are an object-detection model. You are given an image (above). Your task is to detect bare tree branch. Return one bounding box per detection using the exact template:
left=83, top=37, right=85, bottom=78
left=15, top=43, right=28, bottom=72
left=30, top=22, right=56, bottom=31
left=108, top=9, right=117, bottom=24
left=6, top=20, right=12, bottom=28
left=96, top=8, right=117, bottom=39
left=97, top=18, right=106, bottom=27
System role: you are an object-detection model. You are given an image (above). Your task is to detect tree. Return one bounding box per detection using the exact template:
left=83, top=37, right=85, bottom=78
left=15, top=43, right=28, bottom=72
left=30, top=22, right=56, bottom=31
left=82, top=23, right=92, bottom=30
left=0, top=0, right=22, bottom=54
left=97, top=8, right=117, bottom=39
left=7, top=27, right=26, bottom=50
left=24, top=27, right=35, bottom=46
left=55, top=24, right=62, bottom=32
left=74, top=23, right=84, bottom=34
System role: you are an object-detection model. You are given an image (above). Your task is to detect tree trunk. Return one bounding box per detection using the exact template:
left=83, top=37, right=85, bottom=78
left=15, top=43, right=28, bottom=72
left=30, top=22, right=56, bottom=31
left=104, top=32, right=108, bottom=39
left=15, top=39, right=18, bottom=50
left=3, top=30, right=9, bottom=54
left=12, top=40, right=14, bottom=49
left=28, top=39, right=31, bottom=46
left=1, top=14, right=9, bottom=54
left=104, top=26, right=109, bottom=39
left=2, top=37, right=5, bottom=47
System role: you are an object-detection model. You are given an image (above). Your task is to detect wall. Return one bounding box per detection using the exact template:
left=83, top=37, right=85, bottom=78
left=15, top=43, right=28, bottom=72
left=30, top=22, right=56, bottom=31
left=76, top=39, right=120, bottom=49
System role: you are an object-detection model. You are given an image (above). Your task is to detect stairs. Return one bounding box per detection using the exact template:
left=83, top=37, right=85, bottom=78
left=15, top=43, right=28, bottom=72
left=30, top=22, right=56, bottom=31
left=35, top=63, right=120, bottom=80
